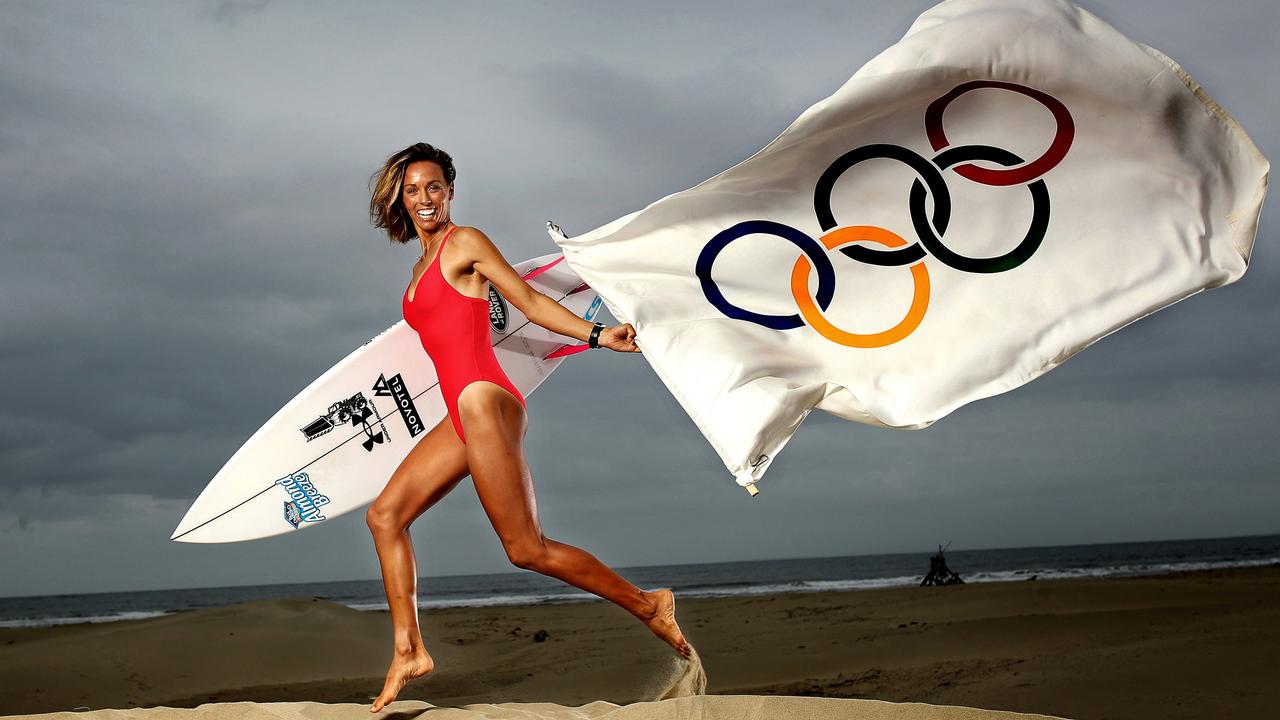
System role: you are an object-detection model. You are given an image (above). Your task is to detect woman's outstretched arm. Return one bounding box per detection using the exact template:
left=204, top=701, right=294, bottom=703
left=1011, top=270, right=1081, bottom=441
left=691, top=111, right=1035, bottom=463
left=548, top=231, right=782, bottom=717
left=458, top=226, right=639, bottom=352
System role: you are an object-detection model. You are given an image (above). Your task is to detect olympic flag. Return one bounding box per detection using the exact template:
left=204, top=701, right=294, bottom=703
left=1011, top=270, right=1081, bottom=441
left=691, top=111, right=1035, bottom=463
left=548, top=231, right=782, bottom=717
left=550, top=0, right=1269, bottom=492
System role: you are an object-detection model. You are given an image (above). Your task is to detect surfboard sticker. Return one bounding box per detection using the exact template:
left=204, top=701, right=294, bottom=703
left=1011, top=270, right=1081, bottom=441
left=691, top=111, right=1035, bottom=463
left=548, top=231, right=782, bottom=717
left=172, top=252, right=600, bottom=544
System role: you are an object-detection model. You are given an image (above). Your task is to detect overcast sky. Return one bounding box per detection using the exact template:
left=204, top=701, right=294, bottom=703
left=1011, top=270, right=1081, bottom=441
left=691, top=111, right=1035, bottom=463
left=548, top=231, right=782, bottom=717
left=1, top=0, right=1276, bottom=598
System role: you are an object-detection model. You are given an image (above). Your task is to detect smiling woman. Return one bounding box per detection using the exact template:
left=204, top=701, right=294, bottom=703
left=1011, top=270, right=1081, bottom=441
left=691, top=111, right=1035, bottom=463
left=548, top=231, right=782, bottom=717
left=368, top=143, right=458, bottom=246
left=361, top=143, right=697, bottom=711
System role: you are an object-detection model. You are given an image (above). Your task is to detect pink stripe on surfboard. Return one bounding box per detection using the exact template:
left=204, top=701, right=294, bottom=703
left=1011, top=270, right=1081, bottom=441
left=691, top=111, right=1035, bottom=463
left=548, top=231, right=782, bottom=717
left=543, top=343, right=591, bottom=360
left=521, top=256, right=565, bottom=281
left=526, top=257, right=593, bottom=360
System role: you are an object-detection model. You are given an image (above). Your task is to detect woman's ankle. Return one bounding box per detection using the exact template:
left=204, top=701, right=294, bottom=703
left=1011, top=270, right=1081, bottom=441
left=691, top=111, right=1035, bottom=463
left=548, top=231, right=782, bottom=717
left=393, top=630, right=424, bottom=656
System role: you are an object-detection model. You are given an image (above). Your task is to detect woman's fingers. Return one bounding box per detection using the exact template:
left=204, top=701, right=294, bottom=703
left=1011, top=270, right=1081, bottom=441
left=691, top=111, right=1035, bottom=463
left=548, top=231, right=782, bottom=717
left=602, top=324, right=641, bottom=352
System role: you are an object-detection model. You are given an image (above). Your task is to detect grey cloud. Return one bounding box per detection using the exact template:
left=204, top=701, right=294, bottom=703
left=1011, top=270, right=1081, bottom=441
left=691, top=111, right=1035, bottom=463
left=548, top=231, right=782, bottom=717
left=205, top=0, right=274, bottom=26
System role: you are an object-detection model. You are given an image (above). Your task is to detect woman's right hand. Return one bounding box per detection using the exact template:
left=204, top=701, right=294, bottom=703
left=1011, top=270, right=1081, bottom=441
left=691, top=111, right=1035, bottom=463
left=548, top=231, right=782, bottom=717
left=598, top=323, right=641, bottom=353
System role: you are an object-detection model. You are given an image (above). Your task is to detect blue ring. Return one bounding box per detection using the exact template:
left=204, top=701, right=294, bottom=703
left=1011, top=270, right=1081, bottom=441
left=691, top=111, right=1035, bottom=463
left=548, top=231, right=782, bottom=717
left=696, top=220, right=835, bottom=330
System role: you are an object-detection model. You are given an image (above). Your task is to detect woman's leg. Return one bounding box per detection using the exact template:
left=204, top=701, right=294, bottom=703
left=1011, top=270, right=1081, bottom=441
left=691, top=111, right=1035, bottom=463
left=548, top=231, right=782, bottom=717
left=365, top=416, right=471, bottom=712
left=457, top=382, right=692, bottom=658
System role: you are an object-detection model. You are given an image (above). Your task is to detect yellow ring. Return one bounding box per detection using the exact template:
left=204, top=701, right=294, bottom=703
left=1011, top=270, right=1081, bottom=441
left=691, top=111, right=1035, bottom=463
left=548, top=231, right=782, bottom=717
left=790, top=226, right=930, bottom=348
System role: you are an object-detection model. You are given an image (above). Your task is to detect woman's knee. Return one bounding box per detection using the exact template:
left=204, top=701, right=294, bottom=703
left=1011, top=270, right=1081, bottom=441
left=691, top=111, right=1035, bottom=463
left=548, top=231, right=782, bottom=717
left=365, top=502, right=404, bottom=536
left=503, top=537, right=549, bottom=570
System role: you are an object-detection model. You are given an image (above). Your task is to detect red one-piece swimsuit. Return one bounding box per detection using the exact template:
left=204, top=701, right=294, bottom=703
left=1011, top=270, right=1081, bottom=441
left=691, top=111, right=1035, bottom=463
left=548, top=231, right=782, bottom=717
left=402, top=225, right=526, bottom=443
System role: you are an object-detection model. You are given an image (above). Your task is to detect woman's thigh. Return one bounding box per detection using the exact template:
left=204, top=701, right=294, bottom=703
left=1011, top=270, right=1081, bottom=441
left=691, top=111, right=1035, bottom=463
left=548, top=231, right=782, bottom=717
left=368, top=413, right=471, bottom=528
left=457, top=382, right=542, bottom=547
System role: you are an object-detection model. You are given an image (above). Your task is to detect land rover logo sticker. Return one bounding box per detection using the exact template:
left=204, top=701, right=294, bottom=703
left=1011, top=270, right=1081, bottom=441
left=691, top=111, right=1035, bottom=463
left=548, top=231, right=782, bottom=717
left=488, top=286, right=509, bottom=333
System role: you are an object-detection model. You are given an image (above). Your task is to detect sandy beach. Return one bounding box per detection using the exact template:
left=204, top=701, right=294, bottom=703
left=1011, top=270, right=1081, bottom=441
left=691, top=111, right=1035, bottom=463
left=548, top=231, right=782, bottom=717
left=4, top=565, right=1277, bottom=719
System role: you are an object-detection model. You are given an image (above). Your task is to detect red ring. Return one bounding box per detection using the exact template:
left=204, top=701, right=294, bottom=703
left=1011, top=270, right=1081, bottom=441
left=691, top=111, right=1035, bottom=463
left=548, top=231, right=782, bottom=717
left=924, top=80, right=1074, bottom=187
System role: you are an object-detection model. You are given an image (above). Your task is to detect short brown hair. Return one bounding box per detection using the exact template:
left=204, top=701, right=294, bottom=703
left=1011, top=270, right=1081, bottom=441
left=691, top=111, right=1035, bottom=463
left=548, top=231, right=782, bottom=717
left=368, top=143, right=456, bottom=244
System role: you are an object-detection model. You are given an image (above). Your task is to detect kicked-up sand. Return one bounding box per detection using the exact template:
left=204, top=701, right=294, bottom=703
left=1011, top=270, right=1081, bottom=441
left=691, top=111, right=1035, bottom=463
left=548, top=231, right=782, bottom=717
left=9, top=697, right=1070, bottom=720
left=3, top=565, right=1279, bottom=719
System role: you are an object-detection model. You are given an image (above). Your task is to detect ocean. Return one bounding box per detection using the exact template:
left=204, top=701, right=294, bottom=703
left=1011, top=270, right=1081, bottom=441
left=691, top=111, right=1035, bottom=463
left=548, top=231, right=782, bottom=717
left=2, top=533, right=1276, bottom=629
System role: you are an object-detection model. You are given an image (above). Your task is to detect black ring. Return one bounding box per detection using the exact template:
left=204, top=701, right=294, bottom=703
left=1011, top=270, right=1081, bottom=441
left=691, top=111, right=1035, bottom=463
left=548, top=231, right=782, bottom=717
left=909, top=144, right=1050, bottom=273
left=814, top=144, right=950, bottom=268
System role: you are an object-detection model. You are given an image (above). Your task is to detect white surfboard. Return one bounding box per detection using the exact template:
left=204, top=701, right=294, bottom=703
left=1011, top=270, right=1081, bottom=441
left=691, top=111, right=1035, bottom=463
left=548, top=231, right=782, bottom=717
left=172, top=251, right=603, bottom=544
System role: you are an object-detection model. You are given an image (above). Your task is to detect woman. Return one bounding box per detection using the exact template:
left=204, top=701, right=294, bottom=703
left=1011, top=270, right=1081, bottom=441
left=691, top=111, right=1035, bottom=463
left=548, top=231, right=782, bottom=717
left=364, top=143, right=692, bottom=712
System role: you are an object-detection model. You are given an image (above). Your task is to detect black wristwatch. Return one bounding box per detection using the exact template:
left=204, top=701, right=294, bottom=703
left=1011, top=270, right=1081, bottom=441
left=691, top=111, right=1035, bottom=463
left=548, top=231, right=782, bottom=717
left=588, top=322, right=605, bottom=349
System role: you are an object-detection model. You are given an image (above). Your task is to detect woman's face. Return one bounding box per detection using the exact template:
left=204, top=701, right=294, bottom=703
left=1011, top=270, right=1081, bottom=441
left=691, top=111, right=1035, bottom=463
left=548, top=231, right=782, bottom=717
left=402, top=160, right=453, bottom=236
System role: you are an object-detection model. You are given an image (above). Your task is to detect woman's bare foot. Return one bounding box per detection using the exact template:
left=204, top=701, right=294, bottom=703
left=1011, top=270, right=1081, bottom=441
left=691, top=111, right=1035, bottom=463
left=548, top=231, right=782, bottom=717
left=370, top=647, right=435, bottom=713
left=642, top=588, right=693, bottom=659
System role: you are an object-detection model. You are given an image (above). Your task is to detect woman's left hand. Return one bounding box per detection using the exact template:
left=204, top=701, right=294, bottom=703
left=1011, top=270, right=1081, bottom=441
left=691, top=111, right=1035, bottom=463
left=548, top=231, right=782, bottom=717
left=599, top=323, right=641, bottom=353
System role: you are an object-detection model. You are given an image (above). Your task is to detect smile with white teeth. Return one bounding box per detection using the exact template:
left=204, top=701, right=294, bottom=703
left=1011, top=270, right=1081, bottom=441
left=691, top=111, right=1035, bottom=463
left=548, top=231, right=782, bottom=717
left=416, top=208, right=436, bottom=219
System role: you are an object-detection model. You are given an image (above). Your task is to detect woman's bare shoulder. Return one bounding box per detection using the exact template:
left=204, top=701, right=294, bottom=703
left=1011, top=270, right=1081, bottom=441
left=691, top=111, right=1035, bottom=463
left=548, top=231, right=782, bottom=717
left=451, top=225, right=502, bottom=257
left=452, top=225, right=490, bottom=242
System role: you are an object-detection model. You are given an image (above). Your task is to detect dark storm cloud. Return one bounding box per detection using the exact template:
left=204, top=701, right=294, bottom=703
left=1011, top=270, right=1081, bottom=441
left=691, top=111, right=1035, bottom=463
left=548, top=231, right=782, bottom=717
left=0, top=0, right=1276, bottom=595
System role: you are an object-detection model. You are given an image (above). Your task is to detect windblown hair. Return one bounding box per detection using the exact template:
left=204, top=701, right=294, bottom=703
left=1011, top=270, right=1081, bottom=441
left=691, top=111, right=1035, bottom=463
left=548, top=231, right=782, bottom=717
left=368, top=143, right=457, bottom=245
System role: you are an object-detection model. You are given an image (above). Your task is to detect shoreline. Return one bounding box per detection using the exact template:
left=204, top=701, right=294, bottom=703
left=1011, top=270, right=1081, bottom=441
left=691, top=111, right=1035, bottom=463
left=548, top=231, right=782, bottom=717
left=4, top=565, right=1278, bottom=719
left=7, top=531, right=1276, bottom=620
left=6, top=554, right=1278, bottom=630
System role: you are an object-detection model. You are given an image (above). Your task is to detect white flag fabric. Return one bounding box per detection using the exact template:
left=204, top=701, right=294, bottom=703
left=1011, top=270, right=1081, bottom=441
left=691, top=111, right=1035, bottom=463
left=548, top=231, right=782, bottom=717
left=551, top=0, right=1268, bottom=491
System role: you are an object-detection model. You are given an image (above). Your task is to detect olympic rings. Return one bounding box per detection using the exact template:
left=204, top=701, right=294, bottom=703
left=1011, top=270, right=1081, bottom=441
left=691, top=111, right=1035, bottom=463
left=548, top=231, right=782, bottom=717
left=909, top=144, right=1051, bottom=274
left=925, top=80, right=1074, bottom=186
left=814, top=143, right=950, bottom=270
left=696, top=79, right=1073, bottom=349
left=792, top=227, right=930, bottom=348
left=698, top=220, right=835, bottom=330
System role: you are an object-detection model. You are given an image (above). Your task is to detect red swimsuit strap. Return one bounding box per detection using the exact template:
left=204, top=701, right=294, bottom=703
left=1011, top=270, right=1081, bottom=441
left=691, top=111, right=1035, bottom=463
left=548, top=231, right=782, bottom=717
left=427, top=225, right=461, bottom=267
left=439, top=224, right=460, bottom=249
